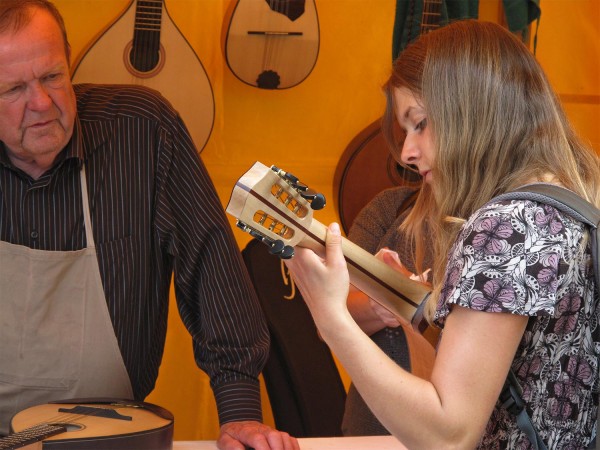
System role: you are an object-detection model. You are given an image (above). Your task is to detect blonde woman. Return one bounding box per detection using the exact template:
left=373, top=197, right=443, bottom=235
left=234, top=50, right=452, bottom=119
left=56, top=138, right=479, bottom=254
left=286, top=20, right=600, bottom=449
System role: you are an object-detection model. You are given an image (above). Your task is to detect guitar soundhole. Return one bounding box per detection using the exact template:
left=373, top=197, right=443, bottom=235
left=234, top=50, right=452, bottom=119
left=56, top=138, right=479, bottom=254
left=123, top=41, right=166, bottom=79
left=257, top=70, right=281, bottom=89
left=50, top=422, right=85, bottom=432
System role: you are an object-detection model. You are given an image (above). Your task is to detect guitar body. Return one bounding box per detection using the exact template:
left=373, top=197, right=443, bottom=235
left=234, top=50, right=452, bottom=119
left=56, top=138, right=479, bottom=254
left=333, top=119, right=420, bottom=234
left=334, top=0, right=443, bottom=233
left=224, top=0, right=319, bottom=89
left=7, top=399, right=173, bottom=450
left=71, top=1, right=215, bottom=151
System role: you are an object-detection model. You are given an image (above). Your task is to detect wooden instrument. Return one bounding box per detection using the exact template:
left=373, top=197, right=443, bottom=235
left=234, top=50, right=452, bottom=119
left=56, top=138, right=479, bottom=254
left=223, top=0, right=319, bottom=89
left=226, top=162, right=431, bottom=330
left=334, top=0, right=443, bottom=233
left=71, top=0, right=215, bottom=151
left=1, top=399, right=173, bottom=450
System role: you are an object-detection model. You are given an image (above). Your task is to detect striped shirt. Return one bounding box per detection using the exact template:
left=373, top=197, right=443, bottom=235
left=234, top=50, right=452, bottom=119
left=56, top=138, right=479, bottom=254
left=0, top=84, right=269, bottom=424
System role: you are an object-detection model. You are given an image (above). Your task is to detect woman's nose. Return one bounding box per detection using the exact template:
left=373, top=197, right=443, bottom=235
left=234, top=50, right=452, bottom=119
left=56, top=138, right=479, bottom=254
left=400, top=135, right=419, bottom=166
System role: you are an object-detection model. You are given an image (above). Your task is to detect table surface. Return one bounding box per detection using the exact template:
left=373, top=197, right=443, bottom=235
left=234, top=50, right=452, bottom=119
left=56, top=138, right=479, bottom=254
left=174, top=436, right=407, bottom=449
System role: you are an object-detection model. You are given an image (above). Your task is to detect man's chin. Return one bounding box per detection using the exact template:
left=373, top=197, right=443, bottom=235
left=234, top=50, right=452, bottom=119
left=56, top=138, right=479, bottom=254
left=23, top=136, right=68, bottom=158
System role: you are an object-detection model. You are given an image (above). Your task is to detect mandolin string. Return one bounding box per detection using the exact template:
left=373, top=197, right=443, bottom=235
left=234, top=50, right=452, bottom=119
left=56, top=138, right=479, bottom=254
left=262, top=2, right=271, bottom=75
left=152, top=0, right=162, bottom=74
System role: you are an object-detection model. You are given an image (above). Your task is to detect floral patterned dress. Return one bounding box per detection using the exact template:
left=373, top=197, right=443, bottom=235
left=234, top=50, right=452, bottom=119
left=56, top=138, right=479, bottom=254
left=434, top=198, right=599, bottom=449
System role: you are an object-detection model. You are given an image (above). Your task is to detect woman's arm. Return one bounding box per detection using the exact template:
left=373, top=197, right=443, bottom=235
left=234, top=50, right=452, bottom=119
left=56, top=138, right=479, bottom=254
left=346, top=285, right=402, bottom=335
left=285, top=223, right=527, bottom=449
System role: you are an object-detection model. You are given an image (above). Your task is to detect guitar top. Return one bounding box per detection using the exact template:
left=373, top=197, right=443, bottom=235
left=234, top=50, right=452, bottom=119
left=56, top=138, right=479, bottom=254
left=223, top=0, right=320, bottom=89
left=71, top=0, right=215, bottom=151
left=3, top=399, right=173, bottom=450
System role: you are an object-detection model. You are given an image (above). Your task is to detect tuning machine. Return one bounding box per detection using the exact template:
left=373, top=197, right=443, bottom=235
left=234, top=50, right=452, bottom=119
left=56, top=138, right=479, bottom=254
left=271, top=166, right=326, bottom=210
left=236, top=221, right=294, bottom=259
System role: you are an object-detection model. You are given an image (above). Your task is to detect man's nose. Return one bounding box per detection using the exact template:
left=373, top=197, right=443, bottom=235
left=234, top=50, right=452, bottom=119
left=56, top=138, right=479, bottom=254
left=26, top=82, right=53, bottom=110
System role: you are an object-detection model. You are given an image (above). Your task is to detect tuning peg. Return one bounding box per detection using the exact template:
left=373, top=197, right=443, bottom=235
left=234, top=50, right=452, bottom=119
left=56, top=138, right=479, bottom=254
left=267, top=239, right=295, bottom=259
left=299, top=189, right=326, bottom=210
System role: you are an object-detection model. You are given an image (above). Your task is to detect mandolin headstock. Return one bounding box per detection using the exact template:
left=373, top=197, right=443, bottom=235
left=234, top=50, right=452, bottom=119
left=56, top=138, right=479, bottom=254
left=226, top=162, right=326, bottom=259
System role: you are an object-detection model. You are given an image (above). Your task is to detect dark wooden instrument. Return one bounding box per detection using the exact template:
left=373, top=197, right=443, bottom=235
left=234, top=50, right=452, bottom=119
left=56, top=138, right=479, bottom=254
left=333, top=0, right=443, bottom=234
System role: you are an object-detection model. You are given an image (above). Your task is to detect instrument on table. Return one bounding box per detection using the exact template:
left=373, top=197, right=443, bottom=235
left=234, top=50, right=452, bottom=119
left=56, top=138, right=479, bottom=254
left=223, top=0, right=319, bottom=89
left=0, top=399, right=173, bottom=450
left=226, top=161, right=431, bottom=331
left=71, top=0, right=215, bottom=151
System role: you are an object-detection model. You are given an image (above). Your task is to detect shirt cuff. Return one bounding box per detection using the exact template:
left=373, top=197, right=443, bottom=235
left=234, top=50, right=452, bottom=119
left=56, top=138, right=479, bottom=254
left=213, top=379, right=264, bottom=425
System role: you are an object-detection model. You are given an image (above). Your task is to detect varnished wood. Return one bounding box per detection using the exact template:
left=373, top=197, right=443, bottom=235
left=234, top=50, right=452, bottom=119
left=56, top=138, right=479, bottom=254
left=223, top=0, right=319, bottom=89
left=71, top=0, right=214, bottom=151
left=227, top=162, right=431, bottom=329
left=4, top=400, right=173, bottom=449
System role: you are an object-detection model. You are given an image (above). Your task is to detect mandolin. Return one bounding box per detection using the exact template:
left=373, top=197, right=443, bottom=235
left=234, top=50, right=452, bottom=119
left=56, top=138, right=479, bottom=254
left=226, top=162, right=431, bottom=331
left=71, top=0, right=215, bottom=151
left=223, top=0, right=320, bottom=89
left=0, top=399, right=173, bottom=450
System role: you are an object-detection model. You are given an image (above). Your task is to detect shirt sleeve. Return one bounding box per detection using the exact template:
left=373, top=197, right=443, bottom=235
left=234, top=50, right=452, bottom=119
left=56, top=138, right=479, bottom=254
left=155, top=109, right=269, bottom=424
left=348, top=187, right=417, bottom=253
left=434, top=200, right=572, bottom=326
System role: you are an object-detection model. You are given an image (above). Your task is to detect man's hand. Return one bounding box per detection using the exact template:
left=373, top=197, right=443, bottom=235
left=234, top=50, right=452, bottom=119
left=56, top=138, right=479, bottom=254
left=217, top=421, right=299, bottom=450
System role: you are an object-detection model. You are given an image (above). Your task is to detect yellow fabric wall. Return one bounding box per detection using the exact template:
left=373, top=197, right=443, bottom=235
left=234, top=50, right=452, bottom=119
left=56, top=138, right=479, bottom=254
left=54, top=0, right=599, bottom=440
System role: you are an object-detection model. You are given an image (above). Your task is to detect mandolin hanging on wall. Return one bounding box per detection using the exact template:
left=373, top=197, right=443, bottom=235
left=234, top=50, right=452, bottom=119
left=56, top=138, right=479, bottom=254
left=71, top=0, right=215, bottom=152
left=223, top=0, right=320, bottom=89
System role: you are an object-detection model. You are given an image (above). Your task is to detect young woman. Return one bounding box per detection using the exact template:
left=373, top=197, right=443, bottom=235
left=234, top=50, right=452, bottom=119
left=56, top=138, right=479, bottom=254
left=285, top=20, right=600, bottom=449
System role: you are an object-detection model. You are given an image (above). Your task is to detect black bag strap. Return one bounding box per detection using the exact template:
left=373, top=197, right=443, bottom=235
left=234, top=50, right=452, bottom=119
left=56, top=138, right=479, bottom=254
left=491, top=183, right=600, bottom=450
left=500, top=370, right=548, bottom=450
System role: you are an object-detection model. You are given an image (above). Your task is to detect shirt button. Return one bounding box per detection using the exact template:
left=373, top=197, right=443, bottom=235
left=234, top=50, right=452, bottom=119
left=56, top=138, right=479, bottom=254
left=31, top=231, right=39, bottom=239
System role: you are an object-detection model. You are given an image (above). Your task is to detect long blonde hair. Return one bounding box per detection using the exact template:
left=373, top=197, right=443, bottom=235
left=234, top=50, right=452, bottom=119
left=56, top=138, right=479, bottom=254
left=382, top=20, right=600, bottom=321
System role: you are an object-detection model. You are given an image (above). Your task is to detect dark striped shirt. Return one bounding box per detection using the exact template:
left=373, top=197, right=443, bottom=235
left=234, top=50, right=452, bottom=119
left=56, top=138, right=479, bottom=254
left=0, top=84, right=269, bottom=424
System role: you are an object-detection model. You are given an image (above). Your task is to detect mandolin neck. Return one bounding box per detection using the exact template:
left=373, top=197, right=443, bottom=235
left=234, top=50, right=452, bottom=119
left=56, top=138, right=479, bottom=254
left=420, top=0, right=442, bottom=35
left=0, top=423, right=66, bottom=450
left=298, top=219, right=431, bottom=328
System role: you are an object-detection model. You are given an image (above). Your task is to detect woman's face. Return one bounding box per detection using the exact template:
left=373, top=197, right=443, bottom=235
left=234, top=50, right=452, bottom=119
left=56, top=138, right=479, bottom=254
left=393, top=87, right=435, bottom=184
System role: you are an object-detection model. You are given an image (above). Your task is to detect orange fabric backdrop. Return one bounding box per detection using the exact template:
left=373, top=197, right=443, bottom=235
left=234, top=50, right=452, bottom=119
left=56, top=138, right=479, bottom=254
left=54, top=0, right=599, bottom=440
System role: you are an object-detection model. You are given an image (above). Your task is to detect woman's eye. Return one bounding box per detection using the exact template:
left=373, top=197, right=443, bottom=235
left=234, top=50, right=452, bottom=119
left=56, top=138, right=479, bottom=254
left=416, top=118, right=427, bottom=131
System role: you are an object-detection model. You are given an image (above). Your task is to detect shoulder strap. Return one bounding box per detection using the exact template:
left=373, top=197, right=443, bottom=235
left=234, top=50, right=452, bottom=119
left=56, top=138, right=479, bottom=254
left=492, top=183, right=599, bottom=295
left=493, top=183, right=600, bottom=228
left=492, top=184, right=599, bottom=449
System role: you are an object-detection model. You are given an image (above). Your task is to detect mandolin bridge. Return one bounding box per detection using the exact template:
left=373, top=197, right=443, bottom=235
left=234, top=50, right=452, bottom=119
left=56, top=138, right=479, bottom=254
left=57, top=406, right=132, bottom=421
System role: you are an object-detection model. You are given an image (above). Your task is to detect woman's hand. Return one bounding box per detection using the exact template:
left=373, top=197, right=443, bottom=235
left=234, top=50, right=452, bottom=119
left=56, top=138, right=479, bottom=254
left=283, top=223, right=353, bottom=333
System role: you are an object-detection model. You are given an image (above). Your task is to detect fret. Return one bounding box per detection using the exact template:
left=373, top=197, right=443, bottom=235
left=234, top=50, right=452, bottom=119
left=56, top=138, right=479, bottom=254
left=0, top=424, right=66, bottom=449
left=420, top=0, right=443, bottom=33
left=134, top=0, right=163, bottom=33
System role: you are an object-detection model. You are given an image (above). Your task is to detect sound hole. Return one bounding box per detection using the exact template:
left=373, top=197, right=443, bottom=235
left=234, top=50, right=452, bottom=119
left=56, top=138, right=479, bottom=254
left=123, top=41, right=166, bottom=78
left=50, top=422, right=85, bottom=432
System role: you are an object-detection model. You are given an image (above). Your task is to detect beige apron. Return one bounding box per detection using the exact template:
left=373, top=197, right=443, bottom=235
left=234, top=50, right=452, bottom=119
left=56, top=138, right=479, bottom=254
left=0, top=167, right=133, bottom=435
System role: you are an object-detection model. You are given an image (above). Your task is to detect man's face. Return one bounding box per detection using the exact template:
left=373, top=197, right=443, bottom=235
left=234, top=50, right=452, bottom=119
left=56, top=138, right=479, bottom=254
left=0, top=8, right=76, bottom=166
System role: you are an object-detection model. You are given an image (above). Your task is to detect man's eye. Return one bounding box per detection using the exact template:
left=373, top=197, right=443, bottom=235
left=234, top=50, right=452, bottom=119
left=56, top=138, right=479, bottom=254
left=0, top=85, right=23, bottom=98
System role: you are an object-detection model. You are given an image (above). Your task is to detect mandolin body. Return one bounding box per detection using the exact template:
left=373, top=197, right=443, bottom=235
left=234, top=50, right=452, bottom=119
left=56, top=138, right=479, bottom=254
left=7, top=399, right=173, bottom=450
left=224, top=0, right=319, bottom=89
left=71, top=1, right=214, bottom=151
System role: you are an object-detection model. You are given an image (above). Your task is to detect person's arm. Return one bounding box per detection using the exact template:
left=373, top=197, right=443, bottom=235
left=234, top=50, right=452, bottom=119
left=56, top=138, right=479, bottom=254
left=346, top=285, right=401, bottom=335
left=285, top=223, right=527, bottom=449
left=345, top=188, right=420, bottom=334
left=158, top=110, right=298, bottom=450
